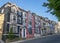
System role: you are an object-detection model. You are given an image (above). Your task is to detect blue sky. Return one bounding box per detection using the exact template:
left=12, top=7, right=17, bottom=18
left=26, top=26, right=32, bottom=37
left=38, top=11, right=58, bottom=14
left=0, top=0, right=58, bottom=22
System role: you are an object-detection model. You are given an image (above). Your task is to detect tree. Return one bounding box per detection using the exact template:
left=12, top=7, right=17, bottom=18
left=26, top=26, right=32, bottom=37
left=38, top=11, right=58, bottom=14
left=8, top=27, right=15, bottom=40
left=43, top=0, right=60, bottom=21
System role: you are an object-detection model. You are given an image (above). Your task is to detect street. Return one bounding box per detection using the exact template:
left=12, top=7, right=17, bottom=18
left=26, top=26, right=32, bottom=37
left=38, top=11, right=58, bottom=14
left=20, top=34, right=60, bottom=43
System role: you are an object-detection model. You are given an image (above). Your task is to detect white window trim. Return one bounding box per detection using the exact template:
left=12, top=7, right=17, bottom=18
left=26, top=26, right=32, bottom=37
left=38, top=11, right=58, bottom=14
left=1, top=9, right=4, bottom=13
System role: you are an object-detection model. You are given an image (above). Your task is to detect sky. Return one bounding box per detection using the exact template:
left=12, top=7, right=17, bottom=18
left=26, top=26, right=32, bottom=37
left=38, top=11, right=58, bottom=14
left=0, top=0, right=58, bottom=22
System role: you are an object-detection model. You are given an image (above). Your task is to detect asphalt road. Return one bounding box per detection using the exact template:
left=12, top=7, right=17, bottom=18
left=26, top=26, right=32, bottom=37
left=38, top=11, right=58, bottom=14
left=20, top=34, right=60, bottom=43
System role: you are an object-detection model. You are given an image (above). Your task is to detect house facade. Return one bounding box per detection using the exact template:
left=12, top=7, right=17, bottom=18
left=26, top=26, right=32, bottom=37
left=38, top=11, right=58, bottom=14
left=0, top=2, right=57, bottom=42
left=32, top=13, right=41, bottom=37
left=0, top=14, right=4, bottom=40
left=0, top=2, right=35, bottom=41
left=57, top=22, right=60, bottom=34
left=44, top=17, right=50, bottom=35
left=0, top=2, right=24, bottom=41
left=26, top=11, right=35, bottom=38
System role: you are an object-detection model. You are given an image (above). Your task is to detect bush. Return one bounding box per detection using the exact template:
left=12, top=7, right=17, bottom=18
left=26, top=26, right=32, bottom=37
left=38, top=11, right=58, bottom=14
left=7, top=27, right=15, bottom=40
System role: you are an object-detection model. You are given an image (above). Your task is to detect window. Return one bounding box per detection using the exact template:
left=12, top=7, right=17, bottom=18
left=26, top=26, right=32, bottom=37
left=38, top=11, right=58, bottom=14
left=10, top=26, right=18, bottom=33
left=15, top=9, right=17, bottom=14
left=44, top=28, right=46, bottom=30
left=43, top=23, right=46, bottom=25
left=23, top=19, right=26, bottom=25
left=7, top=13, right=10, bottom=22
left=1, top=9, right=4, bottom=13
left=13, top=26, right=18, bottom=33
left=35, top=28, right=40, bottom=34
left=17, top=17, right=21, bottom=24
left=25, top=14, right=26, bottom=17
left=17, top=10, right=21, bottom=16
left=17, top=26, right=20, bottom=33
left=13, top=16, right=16, bottom=20
left=11, top=7, right=17, bottom=14
left=11, top=7, right=15, bottom=13
left=13, top=15, right=17, bottom=23
left=29, top=21, right=32, bottom=25
left=28, top=27, right=32, bottom=34
left=19, top=17, right=21, bottom=23
left=25, top=19, right=26, bottom=23
left=23, top=12, right=26, bottom=17
left=7, top=24, right=9, bottom=33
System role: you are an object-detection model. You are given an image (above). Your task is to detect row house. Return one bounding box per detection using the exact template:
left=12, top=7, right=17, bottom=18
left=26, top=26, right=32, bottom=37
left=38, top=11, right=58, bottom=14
left=0, top=2, right=57, bottom=42
left=32, top=13, right=41, bottom=37
left=0, top=2, right=35, bottom=41
left=42, top=18, right=56, bottom=35
left=22, top=11, right=35, bottom=38
left=0, top=2, right=24, bottom=41
left=26, top=11, right=34, bottom=38
left=51, top=21, right=56, bottom=34
left=40, top=17, right=56, bottom=35
left=0, top=14, right=4, bottom=40
left=40, top=17, right=47, bottom=35
left=48, top=20, right=57, bottom=34
left=56, top=22, right=60, bottom=34
left=44, top=17, right=50, bottom=35
left=54, top=22, right=58, bottom=34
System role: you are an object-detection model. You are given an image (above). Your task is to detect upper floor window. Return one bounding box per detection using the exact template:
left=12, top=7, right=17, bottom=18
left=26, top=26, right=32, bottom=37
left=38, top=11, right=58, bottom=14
left=11, top=7, right=15, bottom=13
left=25, top=14, right=26, bottom=17
left=43, top=23, right=46, bottom=25
left=17, top=10, right=21, bottom=16
left=25, top=19, right=26, bottom=23
left=29, top=21, right=32, bottom=25
left=17, top=17, right=21, bottom=24
left=11, top=7, right=17, bottom=14
left=1, top=9, right=4, bottom=13
left=12, top=15, right=17, bottom=23
left=13, top=15, right=16, bottom=20
left=23, top=12, right=26, bottom=17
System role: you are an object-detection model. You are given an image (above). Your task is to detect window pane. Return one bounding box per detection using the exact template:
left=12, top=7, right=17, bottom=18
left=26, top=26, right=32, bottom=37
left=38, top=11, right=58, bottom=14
left=17, top=10, right=21, bottom=16
left=11, top=7, right=15, bottom=12
left=28, top=27, right=32, bottom=34
left=13, top=16, right=16, bottom=20
left=17, top=17, right=21, bottom=24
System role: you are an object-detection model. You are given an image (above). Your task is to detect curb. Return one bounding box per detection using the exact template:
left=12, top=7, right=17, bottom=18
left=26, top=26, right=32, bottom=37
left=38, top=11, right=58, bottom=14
left=10, top=34, right=56, bottom=43
left=9, top=37, right=39, bottom=43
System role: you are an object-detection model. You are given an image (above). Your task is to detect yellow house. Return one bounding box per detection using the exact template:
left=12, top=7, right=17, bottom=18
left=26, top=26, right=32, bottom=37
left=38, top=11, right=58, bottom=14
left=0, top=14, right=4, bottom=40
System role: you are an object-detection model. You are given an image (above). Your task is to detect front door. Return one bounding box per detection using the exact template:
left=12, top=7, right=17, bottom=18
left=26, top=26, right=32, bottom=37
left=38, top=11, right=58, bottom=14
left=22, top=29, right=26, bottom=38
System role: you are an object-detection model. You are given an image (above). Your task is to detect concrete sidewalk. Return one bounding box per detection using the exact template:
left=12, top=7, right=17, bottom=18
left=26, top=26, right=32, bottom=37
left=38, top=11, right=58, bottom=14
left=10, top=34, right=56, bottom=43
left=10, top=37, right=40, bottom=43
left=0, top=40, right=4, bottom=43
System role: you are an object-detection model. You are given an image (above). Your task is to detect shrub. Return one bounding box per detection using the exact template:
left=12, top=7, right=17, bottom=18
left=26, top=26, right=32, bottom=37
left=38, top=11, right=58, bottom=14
left=8, top=27, right=15, bottom=40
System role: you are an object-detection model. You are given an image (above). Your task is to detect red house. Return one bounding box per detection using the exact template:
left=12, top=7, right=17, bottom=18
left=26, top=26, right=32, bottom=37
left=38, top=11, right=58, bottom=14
left=26, top=11, right=35, bottom=38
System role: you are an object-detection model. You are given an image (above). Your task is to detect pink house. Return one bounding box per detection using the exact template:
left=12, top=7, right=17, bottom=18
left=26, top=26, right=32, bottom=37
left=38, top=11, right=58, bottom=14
left=26, top=11, right=35, bottom=38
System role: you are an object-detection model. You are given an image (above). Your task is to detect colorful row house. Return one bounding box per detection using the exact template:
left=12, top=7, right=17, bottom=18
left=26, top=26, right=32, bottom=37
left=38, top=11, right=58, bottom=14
left=32, top=13, right=41, bottom=37
left=0, top=2, right=35, bottom=41
left=0, top=2, right=57, bottom=42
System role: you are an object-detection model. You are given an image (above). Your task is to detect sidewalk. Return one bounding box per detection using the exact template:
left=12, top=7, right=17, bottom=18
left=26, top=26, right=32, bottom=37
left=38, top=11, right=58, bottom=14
left=10, top=34, right=56, bottom=43
left=9, top=37, right=40, bottom=43
left=0, top=40, right=4, bottom=43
